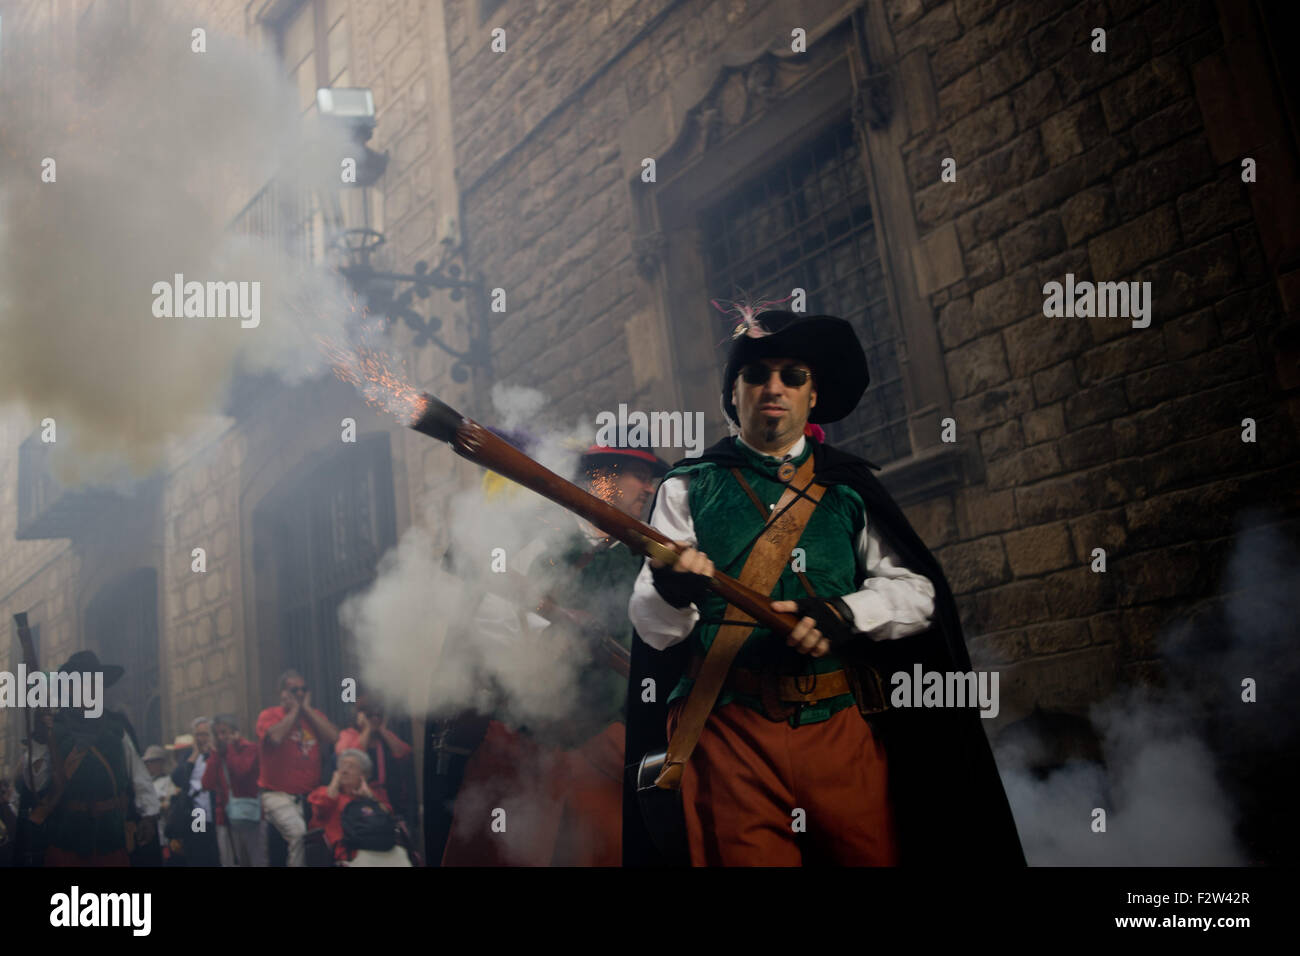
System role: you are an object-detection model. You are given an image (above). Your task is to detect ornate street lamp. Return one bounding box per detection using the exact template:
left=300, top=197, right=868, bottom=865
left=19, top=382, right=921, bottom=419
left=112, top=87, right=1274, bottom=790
left=315, top=87, right=490, bottom=383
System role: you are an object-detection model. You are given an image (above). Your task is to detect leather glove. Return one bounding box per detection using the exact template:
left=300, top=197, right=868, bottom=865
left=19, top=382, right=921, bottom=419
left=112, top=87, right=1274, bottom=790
left=650, top=562, right=713, bottom=609
left=794, top=596, right=857, bottom=648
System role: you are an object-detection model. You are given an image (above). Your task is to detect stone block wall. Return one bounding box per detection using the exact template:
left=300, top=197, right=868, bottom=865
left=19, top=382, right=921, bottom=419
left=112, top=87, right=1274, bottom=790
left=887, top=0, right=1299, bottom=718
left=160, top=425, right=247, bottom=734
left=445, top=0, right=1300, bottom=727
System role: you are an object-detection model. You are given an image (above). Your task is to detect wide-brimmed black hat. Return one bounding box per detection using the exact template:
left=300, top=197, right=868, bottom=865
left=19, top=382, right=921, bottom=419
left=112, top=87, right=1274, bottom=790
left=578, top=445, right=671, bottom=478
left=721, top=311, right=869, bottom=425
left=57, top=650, right=125, bottom=688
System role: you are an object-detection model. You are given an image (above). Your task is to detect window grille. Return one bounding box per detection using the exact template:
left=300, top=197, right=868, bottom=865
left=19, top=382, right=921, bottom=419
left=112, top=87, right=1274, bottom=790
left=700, top=116, right=909, bottom=465
left=265, top=437, right=396, bottom=729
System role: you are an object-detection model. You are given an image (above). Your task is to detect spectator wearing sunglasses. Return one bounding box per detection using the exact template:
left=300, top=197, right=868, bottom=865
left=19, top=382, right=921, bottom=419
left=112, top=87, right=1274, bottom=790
left=256, top=669, right=339, bottom=866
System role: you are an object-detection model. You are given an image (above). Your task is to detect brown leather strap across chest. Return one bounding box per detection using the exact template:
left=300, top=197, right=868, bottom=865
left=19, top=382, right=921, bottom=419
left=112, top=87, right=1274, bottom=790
left=654, top=454, right=825, bottom=791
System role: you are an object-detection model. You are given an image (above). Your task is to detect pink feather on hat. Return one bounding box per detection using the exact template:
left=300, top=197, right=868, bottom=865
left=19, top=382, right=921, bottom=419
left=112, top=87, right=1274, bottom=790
left=710, top=294, right=795, bottom=342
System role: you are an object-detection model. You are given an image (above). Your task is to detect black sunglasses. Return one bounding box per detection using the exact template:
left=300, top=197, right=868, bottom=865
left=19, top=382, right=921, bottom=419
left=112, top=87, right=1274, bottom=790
left=740, top=364, right=812, bottom=388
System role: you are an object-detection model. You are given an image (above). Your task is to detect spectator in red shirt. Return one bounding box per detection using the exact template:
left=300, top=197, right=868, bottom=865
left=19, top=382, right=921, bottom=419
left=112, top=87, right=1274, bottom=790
left=308, top=749, right=392, bottom=860
left=335, top=693, right=413, bottom=821
left=202, top=713, right=264, bottom=867
left=256, top=670, right=339, bottom=867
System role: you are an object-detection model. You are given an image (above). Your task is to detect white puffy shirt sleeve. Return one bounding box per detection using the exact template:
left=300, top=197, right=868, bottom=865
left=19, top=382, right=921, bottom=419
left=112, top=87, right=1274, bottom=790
left=840, top=518, right=936, bottom=641
left=23, top=739, right=51, bottom=793
left=628, top=476, right=699, bottom=650
left=124, top=734, right=161, bottom=816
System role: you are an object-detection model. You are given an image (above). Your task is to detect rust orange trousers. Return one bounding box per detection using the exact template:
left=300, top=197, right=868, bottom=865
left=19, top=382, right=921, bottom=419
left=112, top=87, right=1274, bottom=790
left=667, top=700, right=898, bottom=866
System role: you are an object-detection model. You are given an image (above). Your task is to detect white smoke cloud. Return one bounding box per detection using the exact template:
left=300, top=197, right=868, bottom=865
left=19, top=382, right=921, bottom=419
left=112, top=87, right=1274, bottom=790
left=995, top=514, right=1300, bottom=865
left=490, top=383, right=548, bottom=432
left=340, top=389, right=631, bottom=729
left=0, top=1, right=358, bottom=480
left=999, top=691, right=1244, bottom=865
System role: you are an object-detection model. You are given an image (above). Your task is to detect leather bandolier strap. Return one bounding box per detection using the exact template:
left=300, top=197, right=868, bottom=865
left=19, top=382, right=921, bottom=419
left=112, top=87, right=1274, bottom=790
left=728, top=466, right=890, bottom=721
left=654, top=455, right=825, bottom=791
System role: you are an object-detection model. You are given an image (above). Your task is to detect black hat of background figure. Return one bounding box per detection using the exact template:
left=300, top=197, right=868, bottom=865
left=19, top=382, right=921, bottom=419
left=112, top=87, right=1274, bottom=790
left=56, top=649, right=125, bottom=688
left=721, top=310, right=869, bottom=426
left=578, top=445, right=671, bottom=479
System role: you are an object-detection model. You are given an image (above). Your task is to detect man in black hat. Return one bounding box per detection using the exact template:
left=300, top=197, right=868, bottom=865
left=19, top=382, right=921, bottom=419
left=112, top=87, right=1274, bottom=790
left=624, top=309, right=1023, bottom=866
left=35, top=650, right=160, bottom=866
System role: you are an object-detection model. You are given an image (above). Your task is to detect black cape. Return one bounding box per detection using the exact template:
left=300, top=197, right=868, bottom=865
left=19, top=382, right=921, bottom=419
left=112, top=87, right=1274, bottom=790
left=622, top=437, right=1026, bottom=866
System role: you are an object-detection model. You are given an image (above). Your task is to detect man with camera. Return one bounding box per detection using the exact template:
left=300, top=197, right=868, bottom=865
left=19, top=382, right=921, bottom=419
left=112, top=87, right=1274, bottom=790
left=256, top=670, right=339, bottom=866
left=203, top=713, right=264, bottom=866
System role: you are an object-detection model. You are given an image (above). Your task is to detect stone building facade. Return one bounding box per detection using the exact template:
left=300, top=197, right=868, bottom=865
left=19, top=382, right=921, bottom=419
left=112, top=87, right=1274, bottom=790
left=0, top=0, right=472, bottom=788
left=2, top=0, right=1297, bottom=857
left=445, top=0, right=1298, bottom=720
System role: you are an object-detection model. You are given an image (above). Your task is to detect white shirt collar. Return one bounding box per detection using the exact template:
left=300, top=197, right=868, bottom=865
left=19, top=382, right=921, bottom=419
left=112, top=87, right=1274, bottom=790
left=736, top=432, right=806, bottom=462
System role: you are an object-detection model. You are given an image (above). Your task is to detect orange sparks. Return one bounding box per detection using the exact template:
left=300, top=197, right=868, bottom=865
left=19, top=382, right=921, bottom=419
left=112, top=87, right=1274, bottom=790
left=317, top=333, right=429, bottom=424
left=587, top=470, right=619, bottom=506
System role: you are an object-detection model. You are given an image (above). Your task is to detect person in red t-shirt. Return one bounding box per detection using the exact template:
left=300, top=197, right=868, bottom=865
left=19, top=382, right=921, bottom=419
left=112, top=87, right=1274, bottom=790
left=202, top=714, right=264, bottom=867
left=256, top=670, right=339, bottom=867
left=335, top=693, right=413, bottom=820
left=308, top=749, right=393, bottom=862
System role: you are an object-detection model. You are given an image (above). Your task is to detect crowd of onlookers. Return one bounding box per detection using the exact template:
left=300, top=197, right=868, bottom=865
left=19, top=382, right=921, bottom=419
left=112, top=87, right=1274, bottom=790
left=2, top=666, right=417, bottom=867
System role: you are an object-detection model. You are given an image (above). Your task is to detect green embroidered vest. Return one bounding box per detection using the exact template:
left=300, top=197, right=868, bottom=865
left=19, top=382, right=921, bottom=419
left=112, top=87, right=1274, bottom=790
left=665, top=437, right=867, bottom=726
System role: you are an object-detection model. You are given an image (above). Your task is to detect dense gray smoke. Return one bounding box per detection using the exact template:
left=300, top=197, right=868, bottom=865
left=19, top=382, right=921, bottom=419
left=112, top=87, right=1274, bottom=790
left=0, top=1, right=356, bottom=480
left=994, top=515, right=1300, bottom=864
left=341, top=385, right=629, bottom=727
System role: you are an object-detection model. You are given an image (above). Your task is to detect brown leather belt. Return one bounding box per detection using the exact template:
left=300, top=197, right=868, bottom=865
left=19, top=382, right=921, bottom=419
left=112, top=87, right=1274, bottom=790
left=686, top=654, right=851, bottom=703
left=62, top=796, right=127, bottom=817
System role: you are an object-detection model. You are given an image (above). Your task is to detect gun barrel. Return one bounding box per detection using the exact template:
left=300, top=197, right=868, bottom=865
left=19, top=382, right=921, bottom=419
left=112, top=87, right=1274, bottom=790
left=409, top=394, right=798, bottom=635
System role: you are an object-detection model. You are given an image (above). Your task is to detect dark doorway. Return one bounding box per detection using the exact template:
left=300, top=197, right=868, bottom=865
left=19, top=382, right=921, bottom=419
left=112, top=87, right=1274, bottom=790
left=251, top=433, right=398, bottom=731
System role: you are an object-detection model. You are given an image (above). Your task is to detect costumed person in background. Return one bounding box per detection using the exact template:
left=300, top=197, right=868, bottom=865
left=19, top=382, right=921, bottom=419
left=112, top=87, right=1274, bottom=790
left=10, top=708, right=54, bottom=866
left=546, top=444, right=668, bottom=865
left=336, top=692, right=415, bottom=828
left=171, top=717, right=220, bottom=866
left=161, top=733, right=193, bottom=864
left=36, top=651, right=159, bottom=866
left=101, top=686, right=162, bottom=867
left=143, top=745, right=178, bottom=858
left=203, top=713, right=265, bottom=867
left=624, top=307, right=1024, bottom=866
left=438, top=440, right=667, bottom=866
